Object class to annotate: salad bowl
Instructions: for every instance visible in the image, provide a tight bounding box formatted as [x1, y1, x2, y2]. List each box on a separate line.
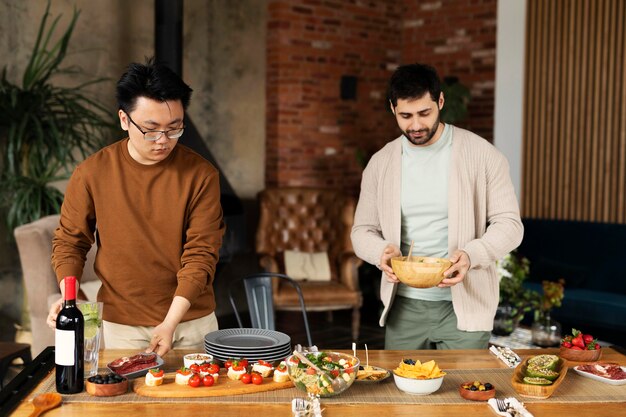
[286, 351, 359, 397]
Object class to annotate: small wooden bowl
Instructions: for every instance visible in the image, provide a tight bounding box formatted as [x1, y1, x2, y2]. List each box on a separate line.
[391, 256, 452, 288]
[559, 346, 602, 362]
[511, 356, 568, 399]
[458, 382, 496, 401]
[85, 379, 128, 397]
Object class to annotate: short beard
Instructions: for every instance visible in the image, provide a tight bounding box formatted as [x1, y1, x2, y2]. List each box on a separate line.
[402, 112, 441, 146]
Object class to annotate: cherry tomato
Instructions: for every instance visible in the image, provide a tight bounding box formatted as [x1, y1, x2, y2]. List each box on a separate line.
[208, 363, 220, 374]
[240, 373, 252, 384]
[149, 368, 164, 378]
[202, 374, 215, 387]
[188, 374, 201, 388]
[251, 373, 263, 385]
[224, 359, 233, 369]
[257, 360, 271, 367]
[306, 367, 316, 375]
[232, 359, 248, 371]
[189, 364, 200, 374]
[199, 364, 211, 374]
[330, 370, 339, 378]
[177, 367, 191, 376]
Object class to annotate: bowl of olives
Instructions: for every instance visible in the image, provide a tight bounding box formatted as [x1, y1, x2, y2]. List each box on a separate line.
[459, 380, 495, 401]
[85, 372, 128, 396]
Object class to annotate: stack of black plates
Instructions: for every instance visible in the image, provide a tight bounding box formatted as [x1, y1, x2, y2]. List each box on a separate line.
[204, 328, 292, 363]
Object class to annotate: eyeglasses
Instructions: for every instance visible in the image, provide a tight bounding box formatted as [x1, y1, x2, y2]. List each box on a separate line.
[126, 113, 185, 141]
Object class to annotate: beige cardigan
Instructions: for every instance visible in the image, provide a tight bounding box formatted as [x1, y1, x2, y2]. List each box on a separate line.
[351, 126, 523, 331]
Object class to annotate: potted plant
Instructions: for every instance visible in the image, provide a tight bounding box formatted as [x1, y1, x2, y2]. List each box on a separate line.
[440, 76, 470, 124]
[0, 1, 114, 236]
[531, 279, 565, 347]
[493, 251, 540, 335]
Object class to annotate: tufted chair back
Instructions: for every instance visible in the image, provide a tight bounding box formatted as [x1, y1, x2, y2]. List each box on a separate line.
[256, 188, 355, 281]
[255, 187, 363, 340]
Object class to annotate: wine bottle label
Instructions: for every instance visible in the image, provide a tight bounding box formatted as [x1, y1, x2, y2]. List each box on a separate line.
[55, 329, 76, 366]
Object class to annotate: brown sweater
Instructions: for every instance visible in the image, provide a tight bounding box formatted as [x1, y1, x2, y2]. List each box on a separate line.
[52, 139, 225, 325]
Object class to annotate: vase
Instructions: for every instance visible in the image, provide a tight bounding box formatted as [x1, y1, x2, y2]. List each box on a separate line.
[492, 305, 519, 336]
[531, 312, 562, 347]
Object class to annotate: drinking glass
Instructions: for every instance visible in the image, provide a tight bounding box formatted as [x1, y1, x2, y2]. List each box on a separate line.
[78, 301, 103, 377]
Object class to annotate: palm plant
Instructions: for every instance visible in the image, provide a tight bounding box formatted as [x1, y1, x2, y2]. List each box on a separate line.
[0, 1, 114, 235]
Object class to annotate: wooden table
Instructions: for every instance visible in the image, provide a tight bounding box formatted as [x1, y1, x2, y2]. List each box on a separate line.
[8, 347, 626, 416]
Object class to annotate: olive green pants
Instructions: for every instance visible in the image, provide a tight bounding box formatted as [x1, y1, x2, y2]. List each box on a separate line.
[385, 296, 491, 350]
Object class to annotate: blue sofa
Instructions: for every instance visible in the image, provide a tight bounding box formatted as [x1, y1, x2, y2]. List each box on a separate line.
[518, 219, 626, 346]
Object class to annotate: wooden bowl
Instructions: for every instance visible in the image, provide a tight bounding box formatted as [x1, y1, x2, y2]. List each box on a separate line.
[458, 382, 496, 401]
[511, 356, 568, 399]
[559, 346, 602, 362]
[391, 256, 452, 288]
[85, 378, 128, 397]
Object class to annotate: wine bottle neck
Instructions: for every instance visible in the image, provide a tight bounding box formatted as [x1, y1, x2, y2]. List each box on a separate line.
[64, 299, 77, 308]
[64, 276, 77, 303]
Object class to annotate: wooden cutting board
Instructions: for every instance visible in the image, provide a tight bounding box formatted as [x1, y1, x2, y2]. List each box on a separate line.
[133, 371, 294, 397]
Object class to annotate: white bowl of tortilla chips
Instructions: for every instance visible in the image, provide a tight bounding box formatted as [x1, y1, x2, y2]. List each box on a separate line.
[392, 359, 446, 395]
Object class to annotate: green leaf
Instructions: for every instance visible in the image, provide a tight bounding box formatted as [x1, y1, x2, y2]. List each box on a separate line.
[0, 0, 116, 238]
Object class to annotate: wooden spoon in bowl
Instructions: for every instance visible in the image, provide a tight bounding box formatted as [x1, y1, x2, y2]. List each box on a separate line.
[406, 240, 415, 260]
[28, 393, 62, 417]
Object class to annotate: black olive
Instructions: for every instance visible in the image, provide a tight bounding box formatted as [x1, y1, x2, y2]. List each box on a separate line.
[470, 386, 478, 391]
[485, 383, 493, 390]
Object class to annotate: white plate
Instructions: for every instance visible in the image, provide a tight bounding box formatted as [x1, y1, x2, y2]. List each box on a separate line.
[573, 365, 626, 385]
[355, 365, 391, 383]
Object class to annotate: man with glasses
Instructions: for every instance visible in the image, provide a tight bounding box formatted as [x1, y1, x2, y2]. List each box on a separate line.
[47, 60, 225, 356]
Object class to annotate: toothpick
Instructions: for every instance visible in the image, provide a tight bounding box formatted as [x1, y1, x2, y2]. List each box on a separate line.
[407, 240, 414, 260]
[365, 344, 369, 368]
[352, 342, 356, 358]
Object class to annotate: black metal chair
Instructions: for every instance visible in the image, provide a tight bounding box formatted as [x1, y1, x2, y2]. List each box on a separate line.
[228, 272, 313, 347]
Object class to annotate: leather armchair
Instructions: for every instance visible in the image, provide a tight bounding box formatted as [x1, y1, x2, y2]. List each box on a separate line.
[14, 214, 99, 356]
[256, 188, 363, 340]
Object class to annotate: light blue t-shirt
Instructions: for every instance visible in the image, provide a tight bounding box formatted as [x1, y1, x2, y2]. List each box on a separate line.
[397, 124, 452, 301]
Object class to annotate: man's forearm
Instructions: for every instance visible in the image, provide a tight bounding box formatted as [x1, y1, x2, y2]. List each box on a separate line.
[162, 296, 192, 329]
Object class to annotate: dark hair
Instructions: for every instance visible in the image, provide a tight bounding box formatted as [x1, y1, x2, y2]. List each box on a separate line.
[388, 63, 442, 107]
[116, 58, 193, 114]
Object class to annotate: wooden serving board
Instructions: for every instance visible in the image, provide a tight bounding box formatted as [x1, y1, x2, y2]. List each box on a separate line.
[133, 371, 293, 398]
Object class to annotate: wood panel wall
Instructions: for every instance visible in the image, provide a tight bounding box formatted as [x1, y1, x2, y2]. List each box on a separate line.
[523, 0, 626, 223]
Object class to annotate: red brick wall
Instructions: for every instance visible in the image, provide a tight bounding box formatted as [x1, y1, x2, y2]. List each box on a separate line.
[266, 0, 497, 189]
[402, 0, 497, 141]
[266, 0, 402, 190]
